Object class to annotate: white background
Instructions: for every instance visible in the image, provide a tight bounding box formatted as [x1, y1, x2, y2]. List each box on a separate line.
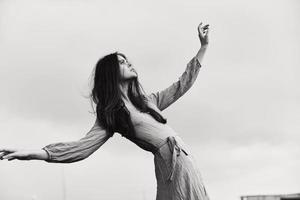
[0, 0, 299, 200]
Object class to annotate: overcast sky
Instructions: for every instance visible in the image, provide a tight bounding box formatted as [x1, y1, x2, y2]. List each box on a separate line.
[0, 0, 299, 200]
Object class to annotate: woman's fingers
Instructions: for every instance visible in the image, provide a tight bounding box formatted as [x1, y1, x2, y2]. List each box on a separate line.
[202, 25, 209, 32]
[2, 152, 17, 160]
[2, 154, 12, 160]
[0, 148, 16, 160]
[203, 25, 209, 34]
[198, 22, 203, 33]
[203, 25, 209, 31]
[0, 148, 16, 152]
[197, 22, 210, 46]
[0, 151, 11, 160]
[198, 22, 203, 28]
[202, 24, 210, 32]
[7, 155, 17, 161]
[198, 23, 209, 36]
[205, 26, 210, 35]
[202, 24, 209, 28]
[198, 23, 209, 30]
[0, 152, 7, 158]
[1, 150, 31, 161]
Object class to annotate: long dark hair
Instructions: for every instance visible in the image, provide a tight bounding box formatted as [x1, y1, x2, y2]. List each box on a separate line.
[90, 52, 166, 139]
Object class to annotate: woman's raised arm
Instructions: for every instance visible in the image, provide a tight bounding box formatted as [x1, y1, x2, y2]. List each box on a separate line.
[147, 22, 209, 111]
[147, 56, 202, 111]
[0, 120, 112, 163]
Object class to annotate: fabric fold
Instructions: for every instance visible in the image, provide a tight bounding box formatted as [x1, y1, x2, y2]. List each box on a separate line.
[167, 136, 189, 181]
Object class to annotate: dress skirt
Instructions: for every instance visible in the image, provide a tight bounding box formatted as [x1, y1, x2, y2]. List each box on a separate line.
[154, 135, 210, 200]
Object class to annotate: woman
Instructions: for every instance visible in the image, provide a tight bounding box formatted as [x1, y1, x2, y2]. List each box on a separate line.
[0, 22, 210, 200]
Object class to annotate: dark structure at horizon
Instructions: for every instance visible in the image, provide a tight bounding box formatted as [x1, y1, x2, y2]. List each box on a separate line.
[241, 193, 300, 200]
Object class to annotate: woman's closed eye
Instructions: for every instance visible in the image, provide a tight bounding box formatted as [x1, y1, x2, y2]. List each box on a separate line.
[120, 60, 132, 68]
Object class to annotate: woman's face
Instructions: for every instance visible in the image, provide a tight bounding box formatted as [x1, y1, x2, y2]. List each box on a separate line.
[118, 55, 137, 80]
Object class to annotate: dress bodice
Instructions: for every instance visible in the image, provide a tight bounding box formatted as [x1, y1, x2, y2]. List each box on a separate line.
[120, 99, 178, 153]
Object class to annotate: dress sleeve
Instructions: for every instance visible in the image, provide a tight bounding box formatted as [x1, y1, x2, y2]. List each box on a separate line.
[147, 57, 202, 111]
[42, 120, 111, 163]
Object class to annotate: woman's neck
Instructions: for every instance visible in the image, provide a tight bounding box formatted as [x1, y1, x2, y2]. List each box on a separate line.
[120, 81, 130, 102]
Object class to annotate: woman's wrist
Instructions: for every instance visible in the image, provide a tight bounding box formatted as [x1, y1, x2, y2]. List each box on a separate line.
[200, 44, 208, 49]
[29, 149, 49, 160]
[196, 45, 208, 63]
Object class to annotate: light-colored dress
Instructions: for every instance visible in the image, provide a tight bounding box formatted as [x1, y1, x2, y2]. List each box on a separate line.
[42, 57, 210, 200]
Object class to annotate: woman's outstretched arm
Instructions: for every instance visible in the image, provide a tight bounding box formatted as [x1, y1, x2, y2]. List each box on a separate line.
[0, 120, 112, 163]
[147, 22, 210, 111]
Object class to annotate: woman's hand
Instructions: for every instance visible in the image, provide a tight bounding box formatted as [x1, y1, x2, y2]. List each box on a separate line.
[0, 148, 32, 161]
[198, 22, 210, 47]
